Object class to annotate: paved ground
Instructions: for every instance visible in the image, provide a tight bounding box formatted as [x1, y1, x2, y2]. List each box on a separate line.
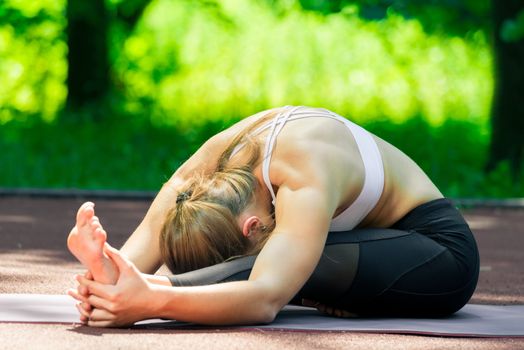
[0, 196, 523, 349]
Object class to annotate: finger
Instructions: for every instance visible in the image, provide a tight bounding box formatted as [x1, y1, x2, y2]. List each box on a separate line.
[80, 301, 92, 312]
[316, 303, 356, 318]
[75, 302, 91, 319]
[316, 303, 335, 316]
[76, 274, 113, 300]
[316, 303, 326, 313]
[301, 298, 319, 308]
[80, 314, 88, 324]
[340, 310, 354, 318]
[89, 308, 115, 322]
[87, 319, 113, 327]
[86, 308, 118, 327]
[324, 305, 334, 315]
[88, 321, 111, 328]
[341, 310, 358, 318]
[78, 283, 89, 297]
[67, 288, 88, 304]
[85, 271, 93, 280]
[104, 244, 132, 272]
[87, 294, 114, 312]
[69, 289, 93, 313]
[88, 319, 116, 328]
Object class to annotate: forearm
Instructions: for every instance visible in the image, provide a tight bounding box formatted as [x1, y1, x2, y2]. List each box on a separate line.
[144, 274, 171, 287]
[151, 280, 279, 325]
[120, 181, 179, 273]
[118, 128, 245, 273]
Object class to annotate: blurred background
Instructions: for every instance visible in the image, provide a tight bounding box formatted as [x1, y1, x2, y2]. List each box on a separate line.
[0, 0, 523, 197]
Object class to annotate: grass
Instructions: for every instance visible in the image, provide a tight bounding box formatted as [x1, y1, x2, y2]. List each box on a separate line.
[0, 117, 222, 191]
[1, 116, 522, 198]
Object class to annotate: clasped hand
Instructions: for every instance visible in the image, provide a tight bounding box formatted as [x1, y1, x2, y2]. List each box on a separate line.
[68, 245, 155, 327]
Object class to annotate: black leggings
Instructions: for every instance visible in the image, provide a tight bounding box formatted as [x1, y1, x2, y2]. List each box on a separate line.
[168, 199, 480, 317]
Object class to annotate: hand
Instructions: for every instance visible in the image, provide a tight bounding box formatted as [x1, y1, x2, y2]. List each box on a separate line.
[302, 298, 357, 318]
[68, 245, 156, 327]
[69, 270, 94, 324]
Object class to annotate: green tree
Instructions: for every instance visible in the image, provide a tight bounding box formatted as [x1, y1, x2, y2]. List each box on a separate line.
[487, 1, 524, 178]
[65, 0, 151, 120]
[66, 0, 109, 114]
[298, 0, 524, 179]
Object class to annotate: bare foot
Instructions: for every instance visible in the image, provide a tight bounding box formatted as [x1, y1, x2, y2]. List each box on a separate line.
[67, 202, 118, 284]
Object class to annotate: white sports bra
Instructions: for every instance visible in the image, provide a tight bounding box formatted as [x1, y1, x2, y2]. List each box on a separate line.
[232, 106, 385, 231]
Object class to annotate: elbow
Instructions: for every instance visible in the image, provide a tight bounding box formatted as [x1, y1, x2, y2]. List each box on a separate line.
[257, 303, 278, 324]
[256, 297, 283, 324]
[249, 281, 287, 324]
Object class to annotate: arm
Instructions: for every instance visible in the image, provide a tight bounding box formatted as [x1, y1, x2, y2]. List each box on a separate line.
[77, 184, 336, 326]
[158, 185, 333, 325]
[120, 133, 242, 273]
[145, 274, 172, 286]
[158, 186, 332, 325]
[121, 111, 275, 273]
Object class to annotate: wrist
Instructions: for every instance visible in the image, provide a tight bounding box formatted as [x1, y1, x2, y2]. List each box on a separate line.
[148, 284, 171, 320]
[145, 274, 172, 286]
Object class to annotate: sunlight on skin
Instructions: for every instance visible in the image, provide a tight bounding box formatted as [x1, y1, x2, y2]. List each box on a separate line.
[66, 202, 118, 285]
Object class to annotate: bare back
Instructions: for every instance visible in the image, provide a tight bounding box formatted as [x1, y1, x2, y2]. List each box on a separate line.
[225, 106, 443, 229]
[124, 106, 442, 274]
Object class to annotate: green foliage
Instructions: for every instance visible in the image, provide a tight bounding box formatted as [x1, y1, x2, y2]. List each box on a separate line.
[0, 0, 67, 122]
[0, 118, 224, 190]
[297, 0, 491, 34]
[1, 0, 492, 126]
[114, 0, 492, 127]
[501, 9, 524, 42]
[1, 0, 518, 197]
[2, 116, 522, 197]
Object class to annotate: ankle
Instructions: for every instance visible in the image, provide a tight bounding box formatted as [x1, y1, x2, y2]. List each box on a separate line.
[89, 256, 119, 285]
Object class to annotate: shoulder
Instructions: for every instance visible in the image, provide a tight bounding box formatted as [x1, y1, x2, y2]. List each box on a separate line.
[214, 107, 284, 141]
[268, 131, 333, 195]
[197, 109, 277, 158]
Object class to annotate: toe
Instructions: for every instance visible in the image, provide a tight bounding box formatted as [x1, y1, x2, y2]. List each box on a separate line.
[78, 207, 95, 228]
[93, 227, 107, 244]
[90, 216, 101, 229]
[76, 202, 94, 225]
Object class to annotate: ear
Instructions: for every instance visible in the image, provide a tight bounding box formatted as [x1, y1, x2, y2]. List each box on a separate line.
[242, 216, 261, 238]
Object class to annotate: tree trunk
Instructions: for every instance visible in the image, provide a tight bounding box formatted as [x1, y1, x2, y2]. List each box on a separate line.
[487, 0, 524, 178]
[66, 0, 110, 117]
[117, 0, 152, 31]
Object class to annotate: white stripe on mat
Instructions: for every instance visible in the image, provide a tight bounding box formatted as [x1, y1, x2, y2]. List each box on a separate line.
[1, 294, 523, 337]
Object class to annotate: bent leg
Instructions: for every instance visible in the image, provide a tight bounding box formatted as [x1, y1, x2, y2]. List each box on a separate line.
[334, 229, 478, 316]
[167, 201, 479, 317]
[167, 230, 402, 307]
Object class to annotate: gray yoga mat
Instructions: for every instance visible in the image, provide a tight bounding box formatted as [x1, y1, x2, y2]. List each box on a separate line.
[1, 294, 523, 337]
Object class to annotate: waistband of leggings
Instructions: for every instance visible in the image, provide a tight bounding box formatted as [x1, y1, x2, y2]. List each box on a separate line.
[392, 198, 460, 228]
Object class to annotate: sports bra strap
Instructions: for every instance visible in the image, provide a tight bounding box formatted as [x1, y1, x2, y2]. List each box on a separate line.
[230, 106, 384, 230]
[262, 106, 301, 205]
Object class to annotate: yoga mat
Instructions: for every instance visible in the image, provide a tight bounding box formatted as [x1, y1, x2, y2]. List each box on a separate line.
[1, 294, 523, 337]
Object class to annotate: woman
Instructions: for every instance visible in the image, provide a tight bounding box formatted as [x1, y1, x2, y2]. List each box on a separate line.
[67, 105, 479, 327]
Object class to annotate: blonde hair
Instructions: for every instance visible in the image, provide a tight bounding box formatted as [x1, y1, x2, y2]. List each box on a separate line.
[160, 111, 278, 274]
